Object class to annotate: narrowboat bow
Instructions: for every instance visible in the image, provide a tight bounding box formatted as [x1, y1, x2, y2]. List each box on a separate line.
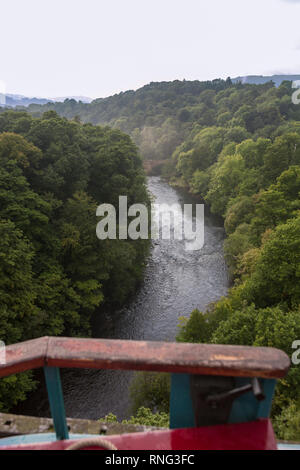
[0, 336, 297, 450]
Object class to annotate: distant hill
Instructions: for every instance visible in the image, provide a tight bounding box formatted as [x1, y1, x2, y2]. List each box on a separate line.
[2, 94, 92, 108]
[20, 76, 296, 163]
[53, 96, 93, 104]
[3, 76, 299, 162]
[3, 76, 300, 107]
[232, 74, 300, 87]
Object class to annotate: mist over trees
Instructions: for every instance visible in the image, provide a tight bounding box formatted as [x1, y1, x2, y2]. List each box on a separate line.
[25, 79, 234, 164]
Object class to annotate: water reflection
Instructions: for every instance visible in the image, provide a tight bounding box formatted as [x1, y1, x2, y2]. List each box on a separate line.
[61, 177, 228, 420]
[16, 177, 228, 421]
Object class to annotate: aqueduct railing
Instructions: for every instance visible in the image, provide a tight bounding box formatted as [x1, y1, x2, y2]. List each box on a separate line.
[0, 336, 290, 441]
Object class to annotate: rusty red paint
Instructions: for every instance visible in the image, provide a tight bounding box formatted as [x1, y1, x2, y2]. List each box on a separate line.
[0, 419, 277, 450]
[0, 336, 290, 379]
[0, 337, 46, 378]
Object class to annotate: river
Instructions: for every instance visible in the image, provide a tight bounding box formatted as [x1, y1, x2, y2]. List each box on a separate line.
[16, 176, 228, 420]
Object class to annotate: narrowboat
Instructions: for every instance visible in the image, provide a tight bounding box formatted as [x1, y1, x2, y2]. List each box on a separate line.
[0, 336, 298, 450]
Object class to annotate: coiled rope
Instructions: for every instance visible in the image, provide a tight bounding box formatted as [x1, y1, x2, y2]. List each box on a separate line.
[65, 437, 118, 450]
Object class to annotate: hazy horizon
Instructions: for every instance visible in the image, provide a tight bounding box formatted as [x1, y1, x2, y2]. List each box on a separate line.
[1, 0, 300, 99]
[3, 72, 300, 102]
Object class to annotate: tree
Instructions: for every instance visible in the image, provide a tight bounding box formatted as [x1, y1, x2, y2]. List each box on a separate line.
[206, 154, 246, 215]
[0, 220, 38, 344]
[129, 372, 170, 415]
[0, 111, 150, 410]
[262, 133, 300, 186]
[242, 216, 300, 308]
[224, 196, 255, 234]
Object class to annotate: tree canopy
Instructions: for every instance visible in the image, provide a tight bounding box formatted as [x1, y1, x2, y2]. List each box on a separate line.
[0, 110, 150, 409]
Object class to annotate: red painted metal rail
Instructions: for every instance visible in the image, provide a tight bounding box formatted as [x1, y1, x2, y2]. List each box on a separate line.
[0, 336, 290, 379]
[0, 419, 278, 451]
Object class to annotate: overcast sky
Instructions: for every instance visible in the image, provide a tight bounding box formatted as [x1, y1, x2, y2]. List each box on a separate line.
[1, 0, 300, 99]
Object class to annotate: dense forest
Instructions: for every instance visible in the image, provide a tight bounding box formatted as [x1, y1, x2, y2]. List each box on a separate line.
[2, 78, 300, 438]
[26, 78, 234, 164]
[46, 77, 300, 439]
[169, 80, 300, 439]
[0, 109, 150, 410]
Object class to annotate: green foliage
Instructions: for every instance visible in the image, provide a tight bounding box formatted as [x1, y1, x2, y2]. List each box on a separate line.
[179, 302, 300, 431]
[205, 154, 246, 215]
[224, 196, 255, 234]
[168, 79, 300, 438]
[242, 216, 300, 308]
[0, 372, 37, 412]
[0, 110, 150, 408]
[177, 310, 211, 344]
[210, 305, 257, 346]
[3, 79, 300, 436]
[224, 223, 254, 278]
[0, 220, 38, 344]
[98, 412, 118, 423]
[25, 79, 234, 163]
[129, 372, 170, 414]
[122, 407, 169, 428]
[99, 407, 169, 428]
[273, 402, 300, 441]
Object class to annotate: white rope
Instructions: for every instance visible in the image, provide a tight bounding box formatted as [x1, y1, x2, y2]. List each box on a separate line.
[65, 437, 118, 450]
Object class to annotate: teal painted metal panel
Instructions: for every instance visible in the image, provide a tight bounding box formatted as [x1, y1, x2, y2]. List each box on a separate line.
[228, 378, 276, 423]
[170, 373, 276, 429]
[0, 433, 93, 446]
[43, 366, 69, 440]
[170, 373, 194, 429]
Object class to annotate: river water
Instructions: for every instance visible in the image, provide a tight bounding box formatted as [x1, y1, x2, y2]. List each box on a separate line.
[17, 177, 228, 420]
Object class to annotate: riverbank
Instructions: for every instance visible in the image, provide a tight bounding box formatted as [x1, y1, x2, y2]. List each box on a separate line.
[13, 177, 228, 421]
